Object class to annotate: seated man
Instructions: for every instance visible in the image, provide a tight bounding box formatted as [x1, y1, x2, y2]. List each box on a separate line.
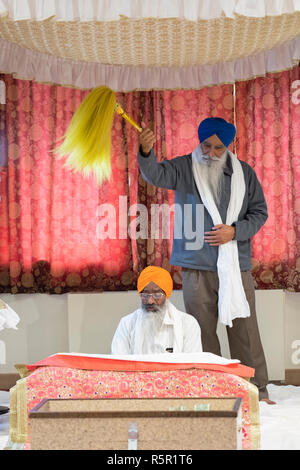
[111, 266, 202, 354]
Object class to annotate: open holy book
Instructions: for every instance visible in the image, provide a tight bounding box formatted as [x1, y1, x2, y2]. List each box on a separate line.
[51, 352, 240, 365]
[21, 352, 254, 379]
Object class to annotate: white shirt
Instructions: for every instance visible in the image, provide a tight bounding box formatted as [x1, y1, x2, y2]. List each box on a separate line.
[111, 302, 202, 355]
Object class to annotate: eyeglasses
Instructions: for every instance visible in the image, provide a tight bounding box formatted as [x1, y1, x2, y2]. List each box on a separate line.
[140, 292, 165, 300]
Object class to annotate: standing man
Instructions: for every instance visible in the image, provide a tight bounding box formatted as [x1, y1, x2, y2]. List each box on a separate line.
[138, 117, 274, 403]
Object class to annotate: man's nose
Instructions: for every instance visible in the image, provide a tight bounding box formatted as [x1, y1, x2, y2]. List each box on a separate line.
[209, 148, 216, 157]
[147, 295, 155, 304]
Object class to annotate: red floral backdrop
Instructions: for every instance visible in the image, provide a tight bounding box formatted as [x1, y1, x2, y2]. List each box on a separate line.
[0, 68, 299, 293]
[235, 65, 300, 291]
[133, 88, 234, 286]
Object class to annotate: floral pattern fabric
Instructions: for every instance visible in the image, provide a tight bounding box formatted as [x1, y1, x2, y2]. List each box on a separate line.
[235, 66, 300, 291]
[0, 75, 233, 293]
[0, 66, 299, 292]
[24, 366, 259, 450]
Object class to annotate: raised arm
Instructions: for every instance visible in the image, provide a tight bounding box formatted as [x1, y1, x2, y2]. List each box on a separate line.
[138, 122, 181, 190]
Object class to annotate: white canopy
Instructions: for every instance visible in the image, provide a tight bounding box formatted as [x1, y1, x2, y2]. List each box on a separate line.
[0, 0, 299, 90]
[1, 0, 300, 21]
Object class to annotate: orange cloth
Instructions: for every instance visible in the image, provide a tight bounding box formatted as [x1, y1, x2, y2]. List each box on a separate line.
[137, 266, 173, 298]
[26, 354, 254, 378]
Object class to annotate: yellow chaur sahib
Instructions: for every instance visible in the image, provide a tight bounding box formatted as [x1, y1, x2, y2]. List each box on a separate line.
[56, 86, 141, 184]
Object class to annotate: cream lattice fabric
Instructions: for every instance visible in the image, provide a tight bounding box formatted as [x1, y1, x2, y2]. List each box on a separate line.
[0, 4, 300, 90]
[0, 14, 300, 67]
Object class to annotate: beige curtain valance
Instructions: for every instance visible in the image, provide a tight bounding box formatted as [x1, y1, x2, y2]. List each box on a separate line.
[1, 35, 299, 91]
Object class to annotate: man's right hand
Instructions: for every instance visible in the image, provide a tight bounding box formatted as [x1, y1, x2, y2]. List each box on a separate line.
[139, 121, 156, 155]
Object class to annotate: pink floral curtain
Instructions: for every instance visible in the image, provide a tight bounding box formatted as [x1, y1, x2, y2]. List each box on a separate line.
[0, 75, 134, 293]
[132, 88, 234, 286]
[0, 68, 299, 293]
[0, 74, 233, 293]
[235, 64, 300, 291]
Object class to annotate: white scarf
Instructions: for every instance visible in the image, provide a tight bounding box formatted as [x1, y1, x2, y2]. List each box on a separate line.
[191, 146, 250, 327]
[0, 299, 20, 331]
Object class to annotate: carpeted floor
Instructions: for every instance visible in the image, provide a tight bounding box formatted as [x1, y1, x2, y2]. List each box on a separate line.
[1, 384, 300, 450]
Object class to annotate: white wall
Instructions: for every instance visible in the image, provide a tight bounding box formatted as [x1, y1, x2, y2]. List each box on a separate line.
[0, 294, 69, 373]
[1, 289, 298, 380]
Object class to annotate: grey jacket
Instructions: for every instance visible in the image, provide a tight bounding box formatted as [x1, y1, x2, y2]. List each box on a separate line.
[138, 149, 268, 271]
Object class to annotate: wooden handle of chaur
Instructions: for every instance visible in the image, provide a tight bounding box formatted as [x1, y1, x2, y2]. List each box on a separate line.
[115, 103, 142, 132]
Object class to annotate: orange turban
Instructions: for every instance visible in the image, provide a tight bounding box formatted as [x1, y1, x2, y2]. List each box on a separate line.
[137, 266, 173, 298]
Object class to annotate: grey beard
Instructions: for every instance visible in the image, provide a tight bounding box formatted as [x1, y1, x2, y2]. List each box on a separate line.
[198, 150, 227, 205]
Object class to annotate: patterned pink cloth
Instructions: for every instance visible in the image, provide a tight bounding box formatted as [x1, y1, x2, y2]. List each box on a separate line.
[0, 75, 233, 293]
[1, 69, 299, 292]
[24, 366, 258, 450]
[236, 67, 300, 290]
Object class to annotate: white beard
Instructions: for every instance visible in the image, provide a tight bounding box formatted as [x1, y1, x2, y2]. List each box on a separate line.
[196, 148, 227, 205]
[140, 300, 168, 353]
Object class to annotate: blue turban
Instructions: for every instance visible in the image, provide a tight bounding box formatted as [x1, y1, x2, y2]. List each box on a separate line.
[198, 118, 236, 147]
